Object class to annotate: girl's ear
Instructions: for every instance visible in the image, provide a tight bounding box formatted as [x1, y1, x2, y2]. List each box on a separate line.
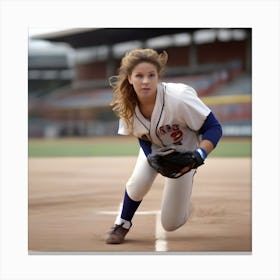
[128, 75, 132, 85]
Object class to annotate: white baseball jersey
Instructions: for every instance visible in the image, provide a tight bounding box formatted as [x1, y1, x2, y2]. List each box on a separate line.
[118, 82, 211, 151]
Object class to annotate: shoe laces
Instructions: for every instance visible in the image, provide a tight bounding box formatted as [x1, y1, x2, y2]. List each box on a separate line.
[111, 223, 125, 232]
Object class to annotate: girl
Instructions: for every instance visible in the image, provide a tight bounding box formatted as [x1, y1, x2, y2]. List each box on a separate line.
[105, 48, 222, 244]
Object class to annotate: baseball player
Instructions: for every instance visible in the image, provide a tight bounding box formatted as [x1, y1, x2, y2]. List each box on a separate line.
[105, 48, 222, 244]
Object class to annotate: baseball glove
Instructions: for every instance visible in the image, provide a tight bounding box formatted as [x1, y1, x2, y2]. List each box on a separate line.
[147, 145, 205, 178]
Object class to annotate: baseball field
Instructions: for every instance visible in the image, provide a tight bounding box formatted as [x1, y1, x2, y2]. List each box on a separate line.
[28, 136, 251, 253]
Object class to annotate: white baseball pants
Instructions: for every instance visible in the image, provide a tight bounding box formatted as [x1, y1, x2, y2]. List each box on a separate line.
[125, 148, 195, 231]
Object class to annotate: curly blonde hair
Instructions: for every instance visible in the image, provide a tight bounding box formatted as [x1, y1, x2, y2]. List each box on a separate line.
[110, 48, 168, 129]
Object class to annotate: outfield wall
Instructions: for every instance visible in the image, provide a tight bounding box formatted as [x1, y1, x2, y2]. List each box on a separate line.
[202, 94, 251, 137]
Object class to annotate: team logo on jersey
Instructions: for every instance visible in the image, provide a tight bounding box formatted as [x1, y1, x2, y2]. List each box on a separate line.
[157, 124, 184, 145]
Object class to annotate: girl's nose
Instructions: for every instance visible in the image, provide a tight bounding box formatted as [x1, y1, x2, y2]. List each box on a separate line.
[143, 76, 149, 84]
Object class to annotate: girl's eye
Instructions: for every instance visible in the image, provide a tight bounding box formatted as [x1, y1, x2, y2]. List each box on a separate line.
[134, 73, 156, 79]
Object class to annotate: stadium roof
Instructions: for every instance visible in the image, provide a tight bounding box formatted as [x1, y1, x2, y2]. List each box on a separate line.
[31, 28, 213, 48]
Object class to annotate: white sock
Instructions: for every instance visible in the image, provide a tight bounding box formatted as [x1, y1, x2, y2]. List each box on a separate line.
[114, 216, 131, 229]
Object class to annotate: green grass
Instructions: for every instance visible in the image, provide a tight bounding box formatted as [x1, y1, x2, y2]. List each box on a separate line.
[210, 140, 251, 157]
[28, 137, 251, 158]
[28, 141, 137, 157]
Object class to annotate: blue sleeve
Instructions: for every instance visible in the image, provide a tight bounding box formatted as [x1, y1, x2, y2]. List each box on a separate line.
[138, 138, 152, 157]
[199, 112, 223, 147]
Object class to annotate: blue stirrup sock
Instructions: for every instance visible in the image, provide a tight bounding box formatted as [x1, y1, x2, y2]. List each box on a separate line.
[121, 190, 142, 221]
[116, 190, 142, 228]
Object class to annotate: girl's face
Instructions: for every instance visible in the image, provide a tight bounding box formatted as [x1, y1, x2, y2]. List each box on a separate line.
[128, 62, 159, 101]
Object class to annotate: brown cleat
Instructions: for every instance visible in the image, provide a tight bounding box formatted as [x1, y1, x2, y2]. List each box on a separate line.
[105, 223, 130, 244]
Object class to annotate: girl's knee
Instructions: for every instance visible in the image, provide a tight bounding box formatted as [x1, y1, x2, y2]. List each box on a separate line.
[161, 204, 192, 231]
[125, 179, 151, 201]
[161, 216, 188, 232]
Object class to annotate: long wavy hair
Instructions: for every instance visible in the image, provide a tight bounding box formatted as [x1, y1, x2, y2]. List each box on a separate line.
[110, 48, 168, 130]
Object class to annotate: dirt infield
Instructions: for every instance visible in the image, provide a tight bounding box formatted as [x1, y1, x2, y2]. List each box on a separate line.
[28, 157, 251, 253]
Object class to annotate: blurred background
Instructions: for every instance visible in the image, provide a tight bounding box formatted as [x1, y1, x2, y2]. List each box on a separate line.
[28, 28, 251, 155]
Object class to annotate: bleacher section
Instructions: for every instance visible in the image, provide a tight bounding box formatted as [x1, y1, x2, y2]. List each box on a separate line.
[29, 70, 251, 138]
